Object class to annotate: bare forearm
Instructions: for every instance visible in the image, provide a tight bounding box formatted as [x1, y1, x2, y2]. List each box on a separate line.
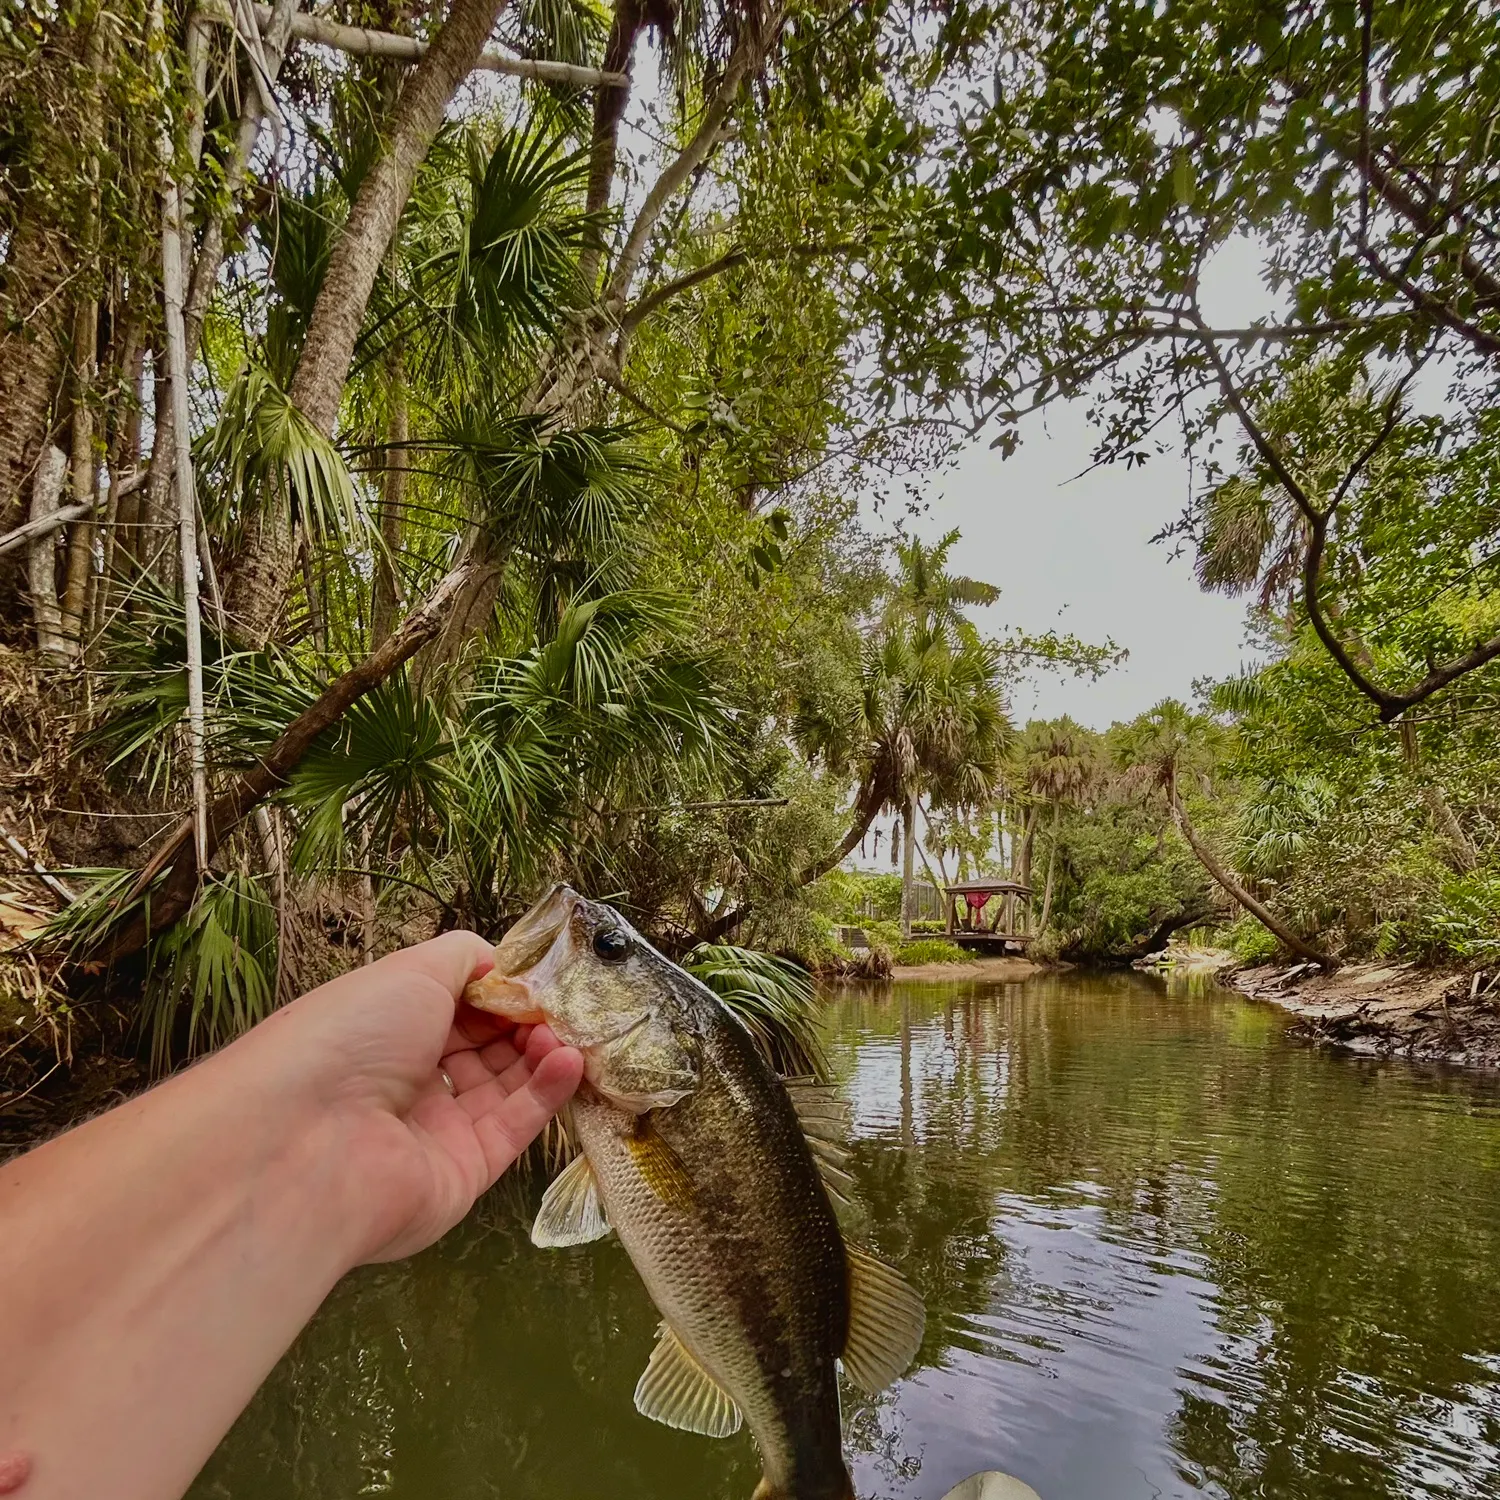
[0, 932, 580, 1500]
[0, 1050, 368, 1500]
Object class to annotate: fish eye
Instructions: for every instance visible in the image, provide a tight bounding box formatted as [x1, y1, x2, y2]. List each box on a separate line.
[592, 926, 633, 963]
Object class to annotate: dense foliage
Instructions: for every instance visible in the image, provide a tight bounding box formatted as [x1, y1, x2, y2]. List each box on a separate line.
[2, 0, 1498, 1106]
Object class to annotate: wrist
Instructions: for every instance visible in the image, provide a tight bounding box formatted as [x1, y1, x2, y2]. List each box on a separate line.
[203, 1033, 387, 1280]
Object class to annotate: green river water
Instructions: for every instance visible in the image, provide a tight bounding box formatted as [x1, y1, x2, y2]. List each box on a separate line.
[192, 971, 1500, 1500]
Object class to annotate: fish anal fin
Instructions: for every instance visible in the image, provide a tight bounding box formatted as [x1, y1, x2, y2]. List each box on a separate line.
[531, 1152, 611, 1247]
[842, 1246, 925, 1395]
[634, 1322, 743, 1438]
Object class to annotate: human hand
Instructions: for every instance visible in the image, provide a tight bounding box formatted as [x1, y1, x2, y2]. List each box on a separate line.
[236, 930, 584, 1265]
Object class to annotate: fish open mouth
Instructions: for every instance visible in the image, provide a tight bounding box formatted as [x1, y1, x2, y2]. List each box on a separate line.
[463, 886, 577, 1022]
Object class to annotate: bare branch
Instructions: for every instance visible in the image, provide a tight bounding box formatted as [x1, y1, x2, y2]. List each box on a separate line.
[619, 240, 862, 339]
[1197, 313, 1500, 720]
[604, 17, 779, 309]
[91, 563, 477, 964]
[233, 4, 626, 85]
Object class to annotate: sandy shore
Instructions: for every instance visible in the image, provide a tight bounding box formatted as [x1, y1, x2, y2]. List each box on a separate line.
[891, 956, 1044, 982]
[1228, 960, 1500, 1068]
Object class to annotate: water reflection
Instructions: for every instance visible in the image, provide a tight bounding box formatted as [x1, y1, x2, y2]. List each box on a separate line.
[194, 973, 1500, 1500]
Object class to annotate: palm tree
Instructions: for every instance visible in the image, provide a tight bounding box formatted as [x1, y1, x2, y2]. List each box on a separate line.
[881, 530, 1006, 937]
[1112, 700, 1334, 966]
[884, 529, 1000, 637]
[792, 617, 1010, 941]
[1013, 718, 1095, 934]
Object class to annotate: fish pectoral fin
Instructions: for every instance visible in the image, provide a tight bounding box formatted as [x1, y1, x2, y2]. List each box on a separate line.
[841, 1246, 926, 1395]
[626, 1116, 696, 1210]
[531, 1153, 611, 1247]
[633, 1323, 743, 1438]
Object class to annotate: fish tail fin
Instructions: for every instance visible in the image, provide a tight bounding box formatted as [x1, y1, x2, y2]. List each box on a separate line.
[750, 1469, 855, 1500]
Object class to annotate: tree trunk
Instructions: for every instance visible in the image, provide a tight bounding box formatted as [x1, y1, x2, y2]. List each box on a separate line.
[785, 773, 885, 890]
[27, 446, 70, 660]
[92, 562, 477, 963]
[575, 0, 645, 292]
[1169, 786, 1334, 967]
[1038, 801, 1058, 933]
[900, 793, 916, 941]
[0, 210, 71, 534]
[371, 350, 409, 646]
[1104, 904, 1222, 964]
[1398, 720, 1480, 874]
[161, 160, 212, 873]
[225, 0, 517, 645]
[698, 771, 889, 941]
[1016, 802, 1038, 889]
[92, 324, 146, 639]
[1423, 784, 1479, 874]
[59, 296, 99, 652]
[144, 0, 304, 544]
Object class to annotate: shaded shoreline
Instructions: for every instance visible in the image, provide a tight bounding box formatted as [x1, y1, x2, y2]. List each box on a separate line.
[890, 956, 1045, 982]
[1226, 960, 1500, 1068]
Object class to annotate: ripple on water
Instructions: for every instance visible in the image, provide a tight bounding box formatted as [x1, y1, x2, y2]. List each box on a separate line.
[194, 972, 1500, 1500]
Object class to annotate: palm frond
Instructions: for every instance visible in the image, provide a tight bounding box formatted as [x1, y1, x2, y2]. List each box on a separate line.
[144, 872, 278, 1070]
[199, 361, 372, 554]
[684, 942, 826, 1077]
[412, 114, 599, 370]
[284, 672, 455, 874]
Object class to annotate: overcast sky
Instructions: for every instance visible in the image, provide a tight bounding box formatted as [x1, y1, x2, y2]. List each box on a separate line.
[859, 238, 1276, 733]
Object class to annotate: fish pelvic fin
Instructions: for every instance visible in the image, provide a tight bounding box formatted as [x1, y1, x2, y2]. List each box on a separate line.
[634, 1322, 742, 1438]
[841, 1246, 926, 1395]
[531, 1153, 611, 1247]
[782, 1077, 856, 1204]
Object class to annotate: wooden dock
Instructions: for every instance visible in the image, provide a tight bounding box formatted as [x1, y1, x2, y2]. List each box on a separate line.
[951, 931, 1033, 955]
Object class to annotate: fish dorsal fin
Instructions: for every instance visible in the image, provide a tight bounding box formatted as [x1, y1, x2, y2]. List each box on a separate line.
[634, 1322, 743, 1438]
[841, 1246, 926, 1395]
[531, 1152, 611, 1247]
[783, 1076, 856, 1203]
[782, 1076, 850, 1145]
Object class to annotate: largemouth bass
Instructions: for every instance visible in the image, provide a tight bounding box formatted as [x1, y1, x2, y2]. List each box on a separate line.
[464, 885, 924, 1500]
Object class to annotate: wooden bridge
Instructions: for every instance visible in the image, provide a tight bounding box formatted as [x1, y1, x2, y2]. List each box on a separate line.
[943, 879, 1034, 954]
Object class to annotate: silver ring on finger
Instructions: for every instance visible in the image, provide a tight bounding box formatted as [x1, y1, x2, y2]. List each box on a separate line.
[440, 1067, 457, 1097]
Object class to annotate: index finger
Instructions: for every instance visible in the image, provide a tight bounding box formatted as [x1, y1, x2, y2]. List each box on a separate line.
[378, 930, 496, 1000]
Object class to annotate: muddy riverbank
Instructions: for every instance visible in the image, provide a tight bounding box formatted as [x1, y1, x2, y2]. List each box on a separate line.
[1229, 959, 1500, 1067]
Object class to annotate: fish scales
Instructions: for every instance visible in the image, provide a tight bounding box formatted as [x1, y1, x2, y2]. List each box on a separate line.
[573, 984, 850, 1499]
[464, 885, 924, 1500]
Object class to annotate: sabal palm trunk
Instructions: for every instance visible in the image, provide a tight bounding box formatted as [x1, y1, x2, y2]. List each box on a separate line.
[900, 793, 915, 941]
[226, 0, 516, 645]
[1038, 801, 1058, 933]
[1169, 786, 1333, 967]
